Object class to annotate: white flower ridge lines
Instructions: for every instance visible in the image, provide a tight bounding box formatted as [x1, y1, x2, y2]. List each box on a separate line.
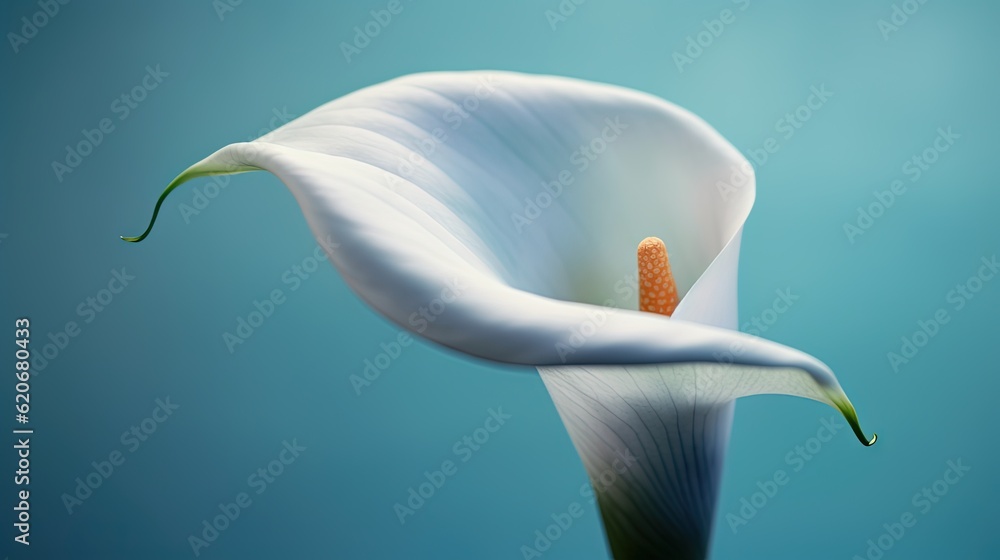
[382, 75, 500, 191]
[51, 65, 169, 183]
[393, 408, 512, 525]
[843, 127, 959, 244]
[725, 416, 846, 533]
[419, 78, 497, 168]
[7, 0, 71, 54]
[187, 440, 306, 557]
[128, 70, 884, 558]
[887, 254, 997, 373]
[31, 268, 136, 375]
[177, 107, 297, 224]
[511, 116, 629, 234]
[222, 236, 339, 354]
[672, 0, 751, 73]
[850, 458, 969, 560]
[60, 397, 180, 515]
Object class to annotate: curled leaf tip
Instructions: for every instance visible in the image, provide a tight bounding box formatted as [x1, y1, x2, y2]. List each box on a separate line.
[830, 393, 878, 447]
[120, 159, 259, 244]
[119, 174, 186, 243]
[119, 175, 184, 244]
[849, 420, 878, 447]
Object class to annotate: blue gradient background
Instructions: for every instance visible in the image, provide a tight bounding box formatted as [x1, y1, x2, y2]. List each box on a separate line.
[2, 1, 997, 558]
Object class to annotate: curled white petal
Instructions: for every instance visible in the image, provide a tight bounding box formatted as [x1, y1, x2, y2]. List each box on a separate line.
[125, 71, 875, 559]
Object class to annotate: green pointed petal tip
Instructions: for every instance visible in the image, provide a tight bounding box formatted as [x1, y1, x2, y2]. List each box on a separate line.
[121, 162, 260, 243]
[828, 391, 878, 447]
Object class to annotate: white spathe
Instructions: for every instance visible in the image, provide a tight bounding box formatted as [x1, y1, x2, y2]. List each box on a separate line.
[128, 71, 874, 559]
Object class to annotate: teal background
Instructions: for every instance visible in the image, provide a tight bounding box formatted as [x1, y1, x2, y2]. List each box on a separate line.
[2, 1, 997, 558]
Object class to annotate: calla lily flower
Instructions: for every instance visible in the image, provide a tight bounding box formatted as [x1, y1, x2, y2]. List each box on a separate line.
[124, 71, 875, 559]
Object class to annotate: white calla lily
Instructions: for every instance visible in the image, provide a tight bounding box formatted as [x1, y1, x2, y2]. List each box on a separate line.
[124, 71, 874, 559]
